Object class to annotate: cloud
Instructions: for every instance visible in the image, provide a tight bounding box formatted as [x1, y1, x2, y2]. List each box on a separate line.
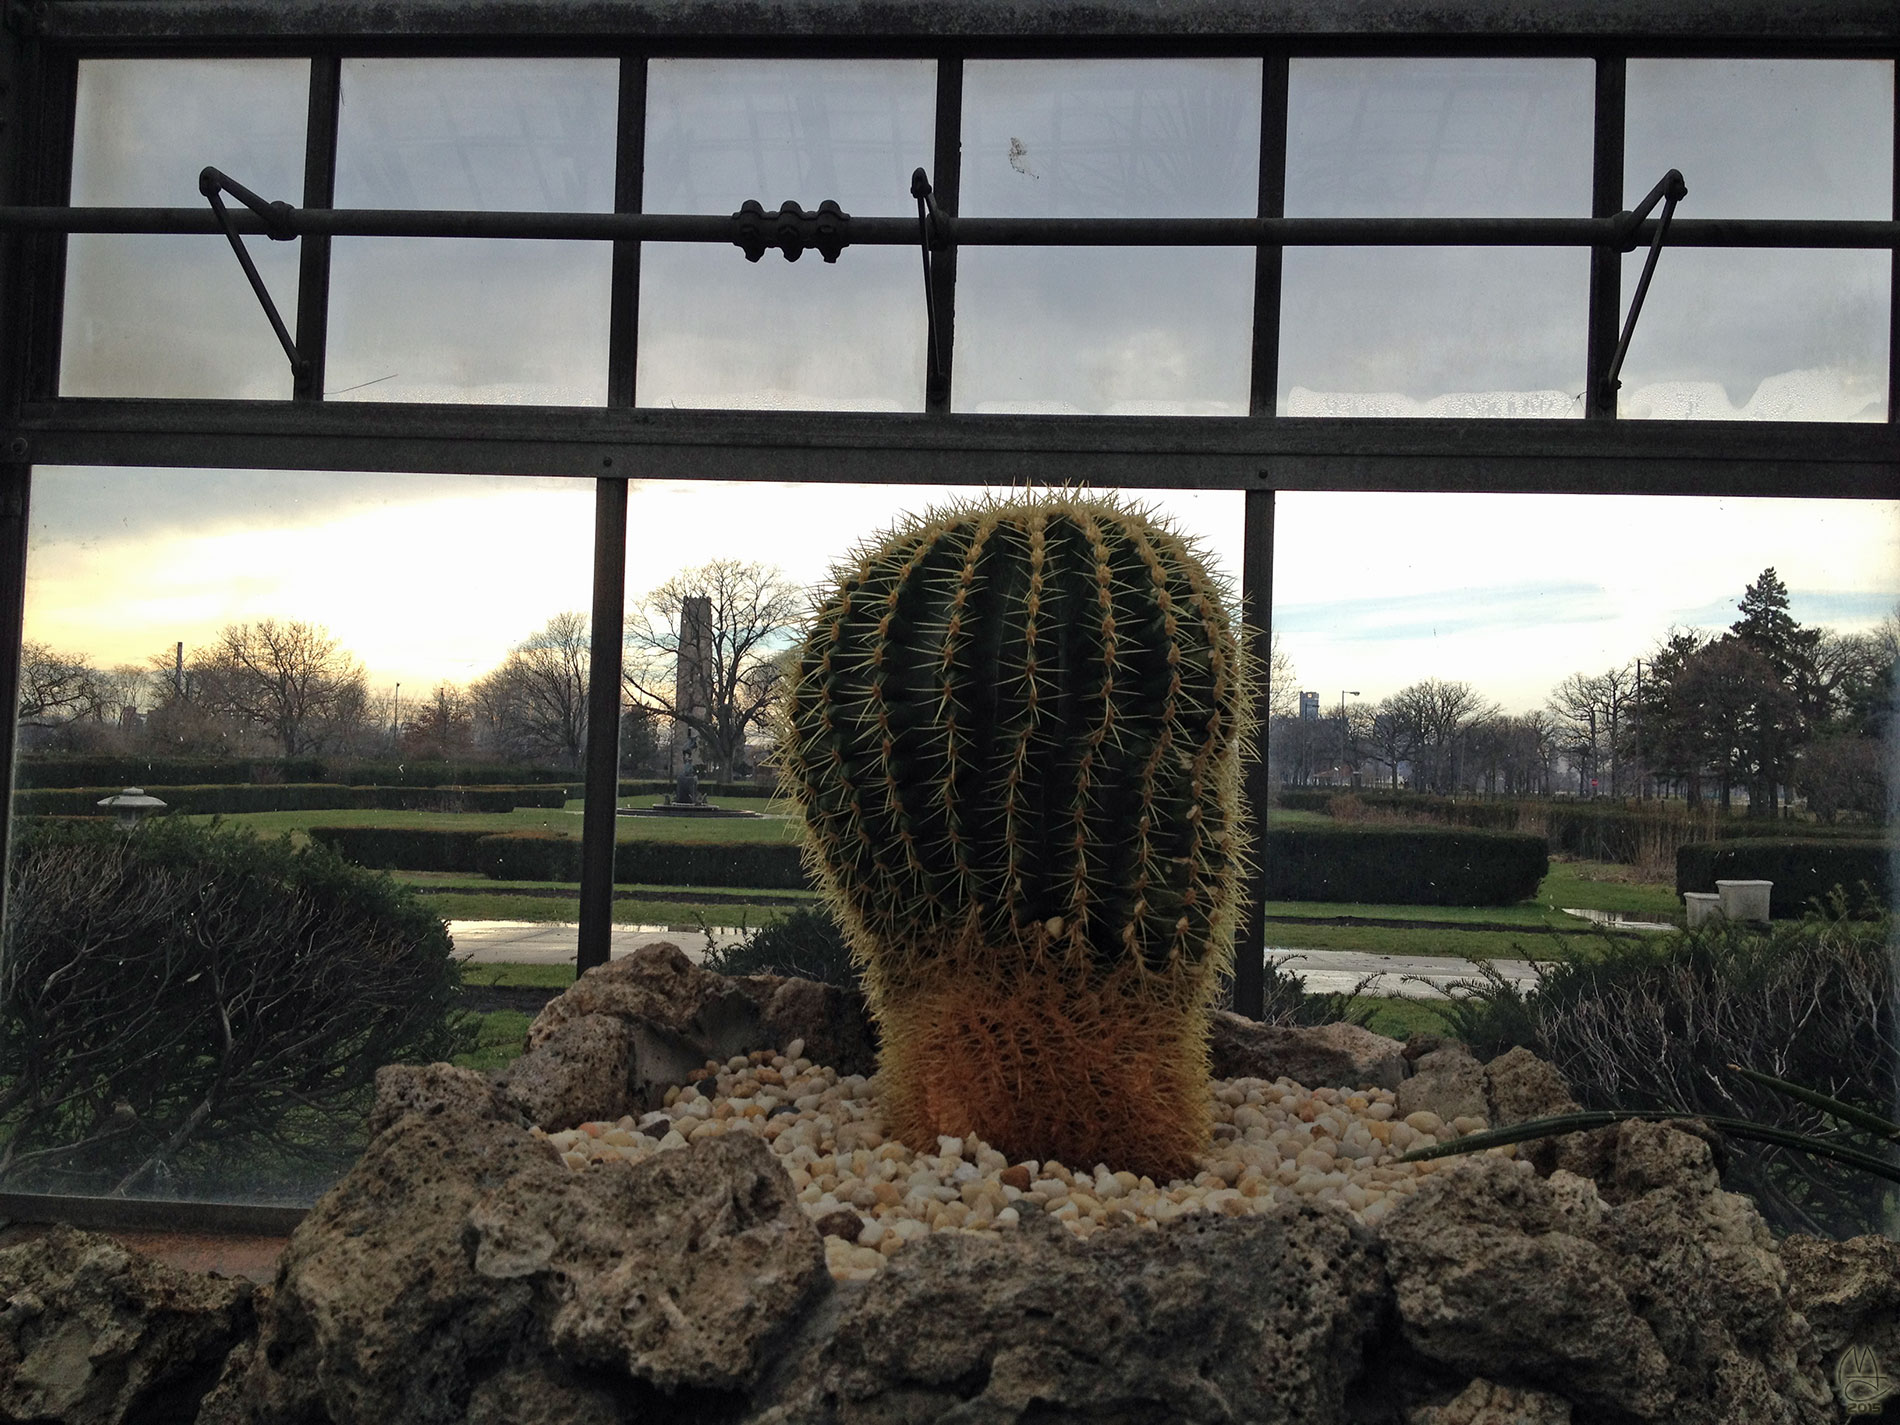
[1276, 581, 1619, 643]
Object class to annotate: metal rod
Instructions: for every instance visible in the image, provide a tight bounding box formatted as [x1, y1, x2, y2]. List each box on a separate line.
[1890, 63, 1899, 427]
[293, 52, 340, 401]
[0, 463, 29, 963]
[912, 168, 943, 386]
[0, 204, 1891, 249]
[1603, 168, 1687, 399]
[578, 475, 629, 976]
[201, 168, 304, 375]
[1234, 489, 1274, 1022]
[925, 56, 961, 415]
[1583, 54, 1625, 420]
[607, 53, 647, 408]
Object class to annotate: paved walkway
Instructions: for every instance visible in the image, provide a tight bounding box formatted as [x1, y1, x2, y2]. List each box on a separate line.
[448, 921, 1546, 1000]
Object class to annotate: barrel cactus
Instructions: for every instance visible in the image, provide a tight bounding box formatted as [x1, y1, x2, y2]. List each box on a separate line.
[778, 493, 1251, 1179]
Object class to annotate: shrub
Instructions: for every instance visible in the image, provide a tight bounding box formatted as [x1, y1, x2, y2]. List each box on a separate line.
[1435, 905, 1895, 1238]
[1675, 838, 1890, 918]
[304, 826, 494, 873]
[0, 818, 469, 1199]
[1261, 825, 1547, 905]
[701, 906, 859, 988]
[617, 779, 777, 800]
[465, 833, 811, 889]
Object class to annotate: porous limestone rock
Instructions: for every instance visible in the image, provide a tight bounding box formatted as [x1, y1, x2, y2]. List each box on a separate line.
[1480, 1045, 1580, 1127]
[1380, 1119, 1837, 1425]
[1407, 1376, 1573, 1425]
[519, 942, 877, 1110]
[1780, 1232, 1900, 1419]
[747, 1200, 1388, 1424]
[0, 1225, 253, 1425]
[1206, 1011, 1407, 1091]
[501, 1013, 637, 1132]
[1395, 1043, 1489, 1125]
[202, 1062, 825, 1424]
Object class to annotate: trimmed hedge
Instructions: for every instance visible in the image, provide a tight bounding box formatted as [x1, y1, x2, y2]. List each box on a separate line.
[1675, 839, 1892, 918]
[617, 779, 778, 801]
[1262, 824, 1548, 906]
[11, 783, 571, 816]
[304, 826, 496, 873]
[14, 755, 577, 789]
[471, 832, 810, 890]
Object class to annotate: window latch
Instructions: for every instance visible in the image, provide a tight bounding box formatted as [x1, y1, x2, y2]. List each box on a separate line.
[1602, 167, 1688, 402]
[199, 166, 305, 379]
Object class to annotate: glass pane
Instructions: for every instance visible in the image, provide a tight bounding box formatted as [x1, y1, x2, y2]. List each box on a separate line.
[954, 60, 1261, 413]
[10, 466, 595, 1204]
[1279, 248, 1588, 417]
[644, 59, 935, 216]
[1627, 60, 1894, 220]
[328, 59, 619, 405]
[1285, 58, 1593, 217]
[954, 248, 1253, 415]
[61, 59, 309, 399]
[1616, 248, 1888, 422]
[638, 60, 935, 411]
[961, 59, 1262, 217]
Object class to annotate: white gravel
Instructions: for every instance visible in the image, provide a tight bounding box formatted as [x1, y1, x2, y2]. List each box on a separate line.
[533, 1037, 1527, 1282]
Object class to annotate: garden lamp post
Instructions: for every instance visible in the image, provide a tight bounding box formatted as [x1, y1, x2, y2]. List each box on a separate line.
[96, 787, 167, 830]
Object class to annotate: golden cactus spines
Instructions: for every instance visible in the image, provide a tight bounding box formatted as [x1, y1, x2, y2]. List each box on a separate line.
[778, 493, 1251, 1179]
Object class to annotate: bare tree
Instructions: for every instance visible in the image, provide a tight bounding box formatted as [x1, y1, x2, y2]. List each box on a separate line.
[1366, 698, 1421, 791]
[15, 641, 105, 729]
[1267, 633, 1297, 720]
[469, 612, 592, 769]
[1388, 678, 1492, 793]
[193, 619, 368, 757]
[401, 682, 476, 761]
[623, 560, 803, 780]
[1547, 664, 1637, 797]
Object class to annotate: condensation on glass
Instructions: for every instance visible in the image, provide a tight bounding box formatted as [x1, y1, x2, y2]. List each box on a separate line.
[638, 60, 934, 411]
[326, 58, 618, 405]
[1278, 59, 1593, 417]
[8, 466, 594, 1203]
[1620, 59, 1895, 421]
[60, 59, 309, 400]
[954, 59, 1260, 415]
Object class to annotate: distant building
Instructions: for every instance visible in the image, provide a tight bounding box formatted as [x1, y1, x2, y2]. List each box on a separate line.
[1299, 691, 1320, 721]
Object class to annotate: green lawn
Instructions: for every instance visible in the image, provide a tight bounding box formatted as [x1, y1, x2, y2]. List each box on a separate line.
[451, 1010, 535, 1073]
[432, 892, 781, 926]
[461, 963, 578, 989]
[183, 795, 803, 846]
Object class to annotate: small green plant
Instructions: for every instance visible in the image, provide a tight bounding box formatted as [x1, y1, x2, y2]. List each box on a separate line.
[779, 493, 1250, 1179]
[1, 816, 472, 1199]
[699, 906, 859, 989]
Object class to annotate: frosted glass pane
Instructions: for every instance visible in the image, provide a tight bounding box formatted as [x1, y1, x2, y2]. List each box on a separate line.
[962, 59, 1261, 217]
[638, 245, 923, 411]
[1279, 248, 1588, 418]
[1627, 60, 1893, 220]
[637, 60, 933, 409]
[954, 248, 1253, 415]
[1616, 249, 1888, 422]
[644, 60, 934, 216]
[61, 59, 308, 399]
[1286, 58, 1592, 217]
[327, 238, 610, 405]
[328, 59, 618, 405]
[335, 58, 618, 211]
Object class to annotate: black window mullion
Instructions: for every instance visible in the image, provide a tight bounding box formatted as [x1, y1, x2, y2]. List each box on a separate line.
[1889, 54, 1898, 426]
[1584, 54, 1626, 420]
[578, 52, 647, 975]
[925, 55, 962, 415]
[293, 52, 339, 403]
[1234, 51, 1288, 1023]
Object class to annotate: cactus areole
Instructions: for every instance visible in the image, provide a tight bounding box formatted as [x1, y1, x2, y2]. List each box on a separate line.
[779, 494, 1252, 1178]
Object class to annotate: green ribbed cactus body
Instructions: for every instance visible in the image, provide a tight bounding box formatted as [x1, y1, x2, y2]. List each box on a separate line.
[782, 494, 1246, 984]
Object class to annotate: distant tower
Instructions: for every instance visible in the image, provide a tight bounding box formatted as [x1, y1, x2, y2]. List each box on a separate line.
[674, 596, 714, 776]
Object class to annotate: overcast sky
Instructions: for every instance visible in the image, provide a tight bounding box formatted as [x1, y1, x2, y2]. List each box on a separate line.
[27, 54, 1899, 717]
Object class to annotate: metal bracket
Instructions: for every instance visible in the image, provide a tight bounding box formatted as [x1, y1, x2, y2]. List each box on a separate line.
[1603, 167, 1688, 402]
[199, 166, 304, 379]
[731, 198, 850, 263]
[911, 167, 946, 389]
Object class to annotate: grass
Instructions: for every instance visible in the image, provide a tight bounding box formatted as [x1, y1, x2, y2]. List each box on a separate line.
[450, 1010, 534, 1074]
[460, 963, 577, 989]
[182, 796, 804, 846]
[1351, 996, 1455, 1041]
[432, 892, 774, 926]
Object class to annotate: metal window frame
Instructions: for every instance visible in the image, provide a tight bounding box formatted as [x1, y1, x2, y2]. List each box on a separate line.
[0, 1, 1895, 1230]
